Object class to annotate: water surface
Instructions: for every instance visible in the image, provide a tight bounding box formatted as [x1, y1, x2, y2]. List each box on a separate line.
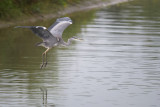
[0, 0, 160, 107]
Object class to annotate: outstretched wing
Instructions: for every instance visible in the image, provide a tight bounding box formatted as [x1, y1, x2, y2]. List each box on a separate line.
[15, 26, 57, 41]
[48, 17, 72, 38]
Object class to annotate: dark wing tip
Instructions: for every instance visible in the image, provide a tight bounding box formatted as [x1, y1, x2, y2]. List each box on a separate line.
[14, 26, 22, 28]
[14, 26, 32, 28]
[14, 26, 47, 29]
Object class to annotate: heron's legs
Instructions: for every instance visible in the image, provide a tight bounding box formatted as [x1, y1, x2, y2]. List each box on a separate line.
[40, 52, 45, 69]
[40, 48, 50, 69]
[44, 50, 48, 67]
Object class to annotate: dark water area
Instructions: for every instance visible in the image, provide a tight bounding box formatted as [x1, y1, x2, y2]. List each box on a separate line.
[0, 0, 160, 107]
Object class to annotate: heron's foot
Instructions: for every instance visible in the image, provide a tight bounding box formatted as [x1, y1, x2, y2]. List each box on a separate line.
[44, 62, 48, 67]
[40, 63, 44, 69]
[40, 62, 48, 69]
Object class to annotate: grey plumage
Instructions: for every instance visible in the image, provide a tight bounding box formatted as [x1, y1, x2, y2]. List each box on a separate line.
[48, 17, 72, 38]
[15, 17, 81, 69]
[15, 26, 58, 48]
[15, 26, 52, 40]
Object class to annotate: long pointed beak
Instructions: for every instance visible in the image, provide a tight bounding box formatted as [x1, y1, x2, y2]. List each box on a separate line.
[77, 38, 83, 41]
[75, 38, 84, 41]
[72, 36, 83, 41]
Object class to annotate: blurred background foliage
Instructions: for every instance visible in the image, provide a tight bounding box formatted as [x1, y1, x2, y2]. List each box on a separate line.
[0, 0, 82, 20]
[1, 0, 160, 20]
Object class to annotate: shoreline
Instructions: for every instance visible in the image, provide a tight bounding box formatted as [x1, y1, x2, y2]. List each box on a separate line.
[0, 0, 128, 29]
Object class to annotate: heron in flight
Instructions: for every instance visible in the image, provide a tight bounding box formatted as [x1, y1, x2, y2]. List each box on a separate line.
[15, 17, 81, 69]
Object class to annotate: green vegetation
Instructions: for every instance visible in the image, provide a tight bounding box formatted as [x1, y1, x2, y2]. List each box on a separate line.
[0, 0, 82, 20]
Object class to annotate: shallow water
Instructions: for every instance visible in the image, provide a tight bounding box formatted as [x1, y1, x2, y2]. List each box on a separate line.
[0, 0, 160, 107]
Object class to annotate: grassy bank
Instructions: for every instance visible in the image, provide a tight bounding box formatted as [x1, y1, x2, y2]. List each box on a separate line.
[0, 0, 83, 20]
[0, 0, 129, 28]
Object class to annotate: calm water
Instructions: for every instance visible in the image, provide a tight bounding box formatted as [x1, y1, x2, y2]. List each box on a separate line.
[0, 0, 160, 107]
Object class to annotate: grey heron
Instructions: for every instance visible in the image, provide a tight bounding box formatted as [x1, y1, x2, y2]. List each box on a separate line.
[15, 17, 81, 69]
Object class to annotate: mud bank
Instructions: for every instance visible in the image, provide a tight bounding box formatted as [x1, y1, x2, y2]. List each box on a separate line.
[0, 0, 128, 29]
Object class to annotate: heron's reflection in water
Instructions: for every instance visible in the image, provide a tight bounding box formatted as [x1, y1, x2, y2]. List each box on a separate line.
[40, 87, 48, 107]
[40, 87, 56, 107]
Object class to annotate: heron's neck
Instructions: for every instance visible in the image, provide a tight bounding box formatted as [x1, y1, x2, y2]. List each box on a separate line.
[65, 38, 73, 46]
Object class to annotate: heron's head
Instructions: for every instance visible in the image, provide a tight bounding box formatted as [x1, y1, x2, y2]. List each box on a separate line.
[71, 36, 83, 41]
